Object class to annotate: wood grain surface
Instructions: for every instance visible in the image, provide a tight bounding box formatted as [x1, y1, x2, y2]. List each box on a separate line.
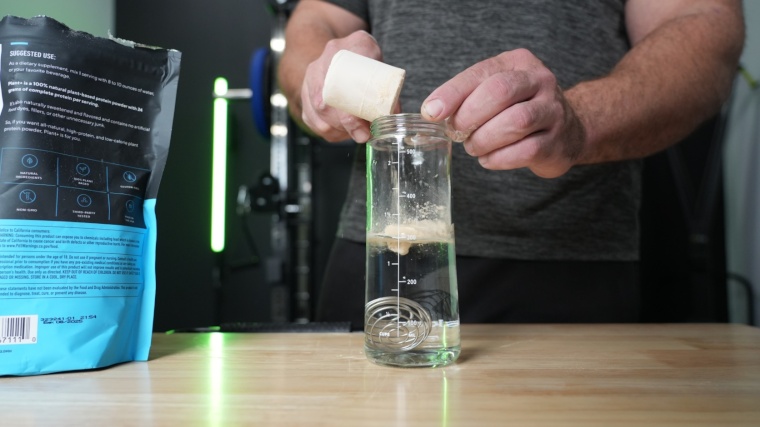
[2, 324, 759, 426]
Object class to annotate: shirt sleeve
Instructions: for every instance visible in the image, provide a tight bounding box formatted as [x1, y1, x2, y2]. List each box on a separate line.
[320, 0, 369, 22]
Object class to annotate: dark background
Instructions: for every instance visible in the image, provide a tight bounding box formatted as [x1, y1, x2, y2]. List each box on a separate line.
[115, 0, 730, 331]
[115, 0, 354, 331]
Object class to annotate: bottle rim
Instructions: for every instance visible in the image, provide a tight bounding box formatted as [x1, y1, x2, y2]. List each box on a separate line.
[370, 113, 448, 139]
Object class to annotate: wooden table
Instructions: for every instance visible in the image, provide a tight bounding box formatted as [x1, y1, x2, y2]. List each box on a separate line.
[2, 324, 759, 426]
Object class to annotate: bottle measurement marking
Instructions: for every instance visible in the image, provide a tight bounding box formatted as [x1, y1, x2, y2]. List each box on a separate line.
[387, 140, 422, 336]
[394, 141, 402, 337]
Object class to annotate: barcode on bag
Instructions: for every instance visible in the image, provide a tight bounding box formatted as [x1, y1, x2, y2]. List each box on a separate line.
[0, 315, 38, 345]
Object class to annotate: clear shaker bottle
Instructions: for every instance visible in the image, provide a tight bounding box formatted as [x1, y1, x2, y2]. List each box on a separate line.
[365, 113, 460, 367]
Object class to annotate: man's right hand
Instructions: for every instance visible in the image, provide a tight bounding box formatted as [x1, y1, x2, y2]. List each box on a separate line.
[300, 30, 382, 143]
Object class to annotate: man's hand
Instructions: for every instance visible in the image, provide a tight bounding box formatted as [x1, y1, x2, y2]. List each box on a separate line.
[300, 30, 384, 143]
[421, 0, 743, 179]
[421, 49, 586, 178]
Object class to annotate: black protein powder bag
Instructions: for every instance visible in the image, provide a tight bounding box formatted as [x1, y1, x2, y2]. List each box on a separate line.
[0, 16, 180, 375]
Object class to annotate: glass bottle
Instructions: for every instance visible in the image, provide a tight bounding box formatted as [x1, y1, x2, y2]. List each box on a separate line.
[364, 113, 461, 367]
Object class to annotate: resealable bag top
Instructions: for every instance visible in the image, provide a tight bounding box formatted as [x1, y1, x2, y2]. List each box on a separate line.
[0, 15, 181, 375]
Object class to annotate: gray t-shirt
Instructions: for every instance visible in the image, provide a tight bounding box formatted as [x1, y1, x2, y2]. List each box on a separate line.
[325, 0, 639, 261]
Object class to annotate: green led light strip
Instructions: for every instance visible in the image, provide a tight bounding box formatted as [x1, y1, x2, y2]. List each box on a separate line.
[211, 77, 228, 253]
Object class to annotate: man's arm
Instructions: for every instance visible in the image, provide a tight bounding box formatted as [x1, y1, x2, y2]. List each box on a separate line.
[569, 0, 745, 165]
[278, 0, 376, 142]
[421, 0, 745, 178]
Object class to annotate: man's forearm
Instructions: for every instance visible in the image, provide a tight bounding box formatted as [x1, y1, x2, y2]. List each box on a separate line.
[567, 0, 744, 165]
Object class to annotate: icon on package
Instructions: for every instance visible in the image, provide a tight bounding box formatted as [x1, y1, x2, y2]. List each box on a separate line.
[19, 189, 37, 203]
[21, 154, 39, 168]
[76, 163, 91, 176]
[123, 171, 137, 183]
[77, 194, 93, 208]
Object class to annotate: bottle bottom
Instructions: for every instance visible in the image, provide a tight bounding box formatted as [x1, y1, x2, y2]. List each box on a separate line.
[365, 346, 460, 368]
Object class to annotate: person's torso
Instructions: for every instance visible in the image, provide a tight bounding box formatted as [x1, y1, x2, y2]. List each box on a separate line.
[330, 0, 640, 260]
